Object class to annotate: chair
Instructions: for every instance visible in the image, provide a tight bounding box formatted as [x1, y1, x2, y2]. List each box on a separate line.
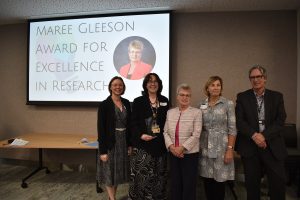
[283, 123, 300, 197]
[283, 123, 297, 148]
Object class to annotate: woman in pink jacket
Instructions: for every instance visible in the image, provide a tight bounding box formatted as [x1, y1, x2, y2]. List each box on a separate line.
[119, 40, 152, 80]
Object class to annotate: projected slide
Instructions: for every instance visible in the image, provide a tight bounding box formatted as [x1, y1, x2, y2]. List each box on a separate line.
[28, 11, 170, 104]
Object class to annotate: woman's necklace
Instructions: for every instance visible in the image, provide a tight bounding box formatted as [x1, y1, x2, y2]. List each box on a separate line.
[149, 96, 158, 106]
[209, 97, 219, 107]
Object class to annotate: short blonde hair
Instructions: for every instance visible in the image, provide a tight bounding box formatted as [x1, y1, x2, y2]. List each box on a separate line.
[128, 40, 144, 51]
[204, 76, 223, 97]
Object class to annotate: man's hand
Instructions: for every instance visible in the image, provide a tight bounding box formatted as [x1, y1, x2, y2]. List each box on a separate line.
[252, 132, 267, 149]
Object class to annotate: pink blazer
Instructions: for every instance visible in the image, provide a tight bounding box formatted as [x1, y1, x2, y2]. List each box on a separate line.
[119, 61, 152, 80]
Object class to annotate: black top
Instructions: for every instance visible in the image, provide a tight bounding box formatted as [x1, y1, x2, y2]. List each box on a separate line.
[97, 96, 131, 155]
[131, 94, 169, 157]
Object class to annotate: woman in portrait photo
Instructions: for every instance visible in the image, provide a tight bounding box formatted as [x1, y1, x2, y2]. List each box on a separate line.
[119, 40, 153, 80]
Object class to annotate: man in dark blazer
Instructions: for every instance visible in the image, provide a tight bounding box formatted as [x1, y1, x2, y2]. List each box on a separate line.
[235, 65, 287, 200]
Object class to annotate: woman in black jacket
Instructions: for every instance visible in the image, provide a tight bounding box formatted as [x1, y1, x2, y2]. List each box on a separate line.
[128, 73, 169, 200]
[97, 76, 131, 200]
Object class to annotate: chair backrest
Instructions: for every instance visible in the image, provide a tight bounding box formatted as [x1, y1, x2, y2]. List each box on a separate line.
[282, 123, 297, 148]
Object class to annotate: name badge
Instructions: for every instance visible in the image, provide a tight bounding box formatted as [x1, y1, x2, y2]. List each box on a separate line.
[160, 102, 167, 106]
[200, 104, 208, 110]
[152, 124, 160, 134]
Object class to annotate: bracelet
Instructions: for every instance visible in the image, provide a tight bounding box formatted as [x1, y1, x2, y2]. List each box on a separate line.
[227, 145, 234, 149]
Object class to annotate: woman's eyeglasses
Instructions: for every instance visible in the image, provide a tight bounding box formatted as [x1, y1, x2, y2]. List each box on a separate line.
[178, 93, 191, 98]
[148, 80, 158, 84]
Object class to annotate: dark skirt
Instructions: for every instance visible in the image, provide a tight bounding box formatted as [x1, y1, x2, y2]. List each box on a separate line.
[96, 130, 130, 186]
[128, 148, 167, 200]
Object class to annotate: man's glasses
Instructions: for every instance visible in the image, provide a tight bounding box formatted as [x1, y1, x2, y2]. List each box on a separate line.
[249, 75, 264, 80]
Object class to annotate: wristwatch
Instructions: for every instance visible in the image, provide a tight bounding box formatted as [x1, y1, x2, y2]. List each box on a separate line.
[227, 145, 234, 149]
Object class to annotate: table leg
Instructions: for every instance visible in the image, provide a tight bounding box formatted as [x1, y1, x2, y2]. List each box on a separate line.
[297, 167, 300, 197]
[21, 148, 50, 188]
[95, 149, 103, 193]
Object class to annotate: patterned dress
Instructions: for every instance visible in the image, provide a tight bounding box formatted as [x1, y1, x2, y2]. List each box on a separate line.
[199, 96, 237, 182]
[128, 95, 169, 200]
[97, 105, 130, 186]
[128, 148, 167, 200]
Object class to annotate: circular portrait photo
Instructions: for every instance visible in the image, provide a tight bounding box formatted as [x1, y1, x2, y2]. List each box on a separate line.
[113, 36, 156, 80]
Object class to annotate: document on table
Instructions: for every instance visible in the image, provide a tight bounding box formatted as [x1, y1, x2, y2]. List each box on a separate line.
[79, 137, 98, 147]
[83, 141, 98, 147]
[10, 138, 29, 146]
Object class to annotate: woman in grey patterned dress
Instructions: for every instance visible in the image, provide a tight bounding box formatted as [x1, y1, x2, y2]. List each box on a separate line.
[199, 76, 237, 200]
[97, 76, 131, 200]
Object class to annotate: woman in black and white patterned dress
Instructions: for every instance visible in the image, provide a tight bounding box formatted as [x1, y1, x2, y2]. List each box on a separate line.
[129, 73, 169, 200]
[97, 76, 131, 200]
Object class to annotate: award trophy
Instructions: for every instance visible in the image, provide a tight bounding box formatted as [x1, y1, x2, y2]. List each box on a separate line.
[145, 116, 160, 136]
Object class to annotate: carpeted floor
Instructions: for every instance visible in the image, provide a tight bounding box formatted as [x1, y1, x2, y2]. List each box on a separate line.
[0, 163, 298, 200]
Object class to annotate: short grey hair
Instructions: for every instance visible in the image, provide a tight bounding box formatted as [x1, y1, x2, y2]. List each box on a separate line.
[176, 83, 191, 95]
[248, 64, 267, 78]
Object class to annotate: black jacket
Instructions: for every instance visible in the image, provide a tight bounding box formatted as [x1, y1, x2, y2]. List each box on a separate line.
[235, 89, 287, 160]
[97, 96, 131, 154]
[131, 94, 169, 157]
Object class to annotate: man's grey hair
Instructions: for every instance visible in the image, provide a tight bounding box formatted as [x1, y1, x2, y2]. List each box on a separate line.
[248, 64, 267, 78]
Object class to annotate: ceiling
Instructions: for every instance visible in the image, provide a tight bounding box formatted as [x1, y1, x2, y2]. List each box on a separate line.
[0, 0, 299, 25]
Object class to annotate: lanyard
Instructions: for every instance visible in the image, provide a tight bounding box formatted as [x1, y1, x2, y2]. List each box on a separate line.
[150, 99, 159, 119]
